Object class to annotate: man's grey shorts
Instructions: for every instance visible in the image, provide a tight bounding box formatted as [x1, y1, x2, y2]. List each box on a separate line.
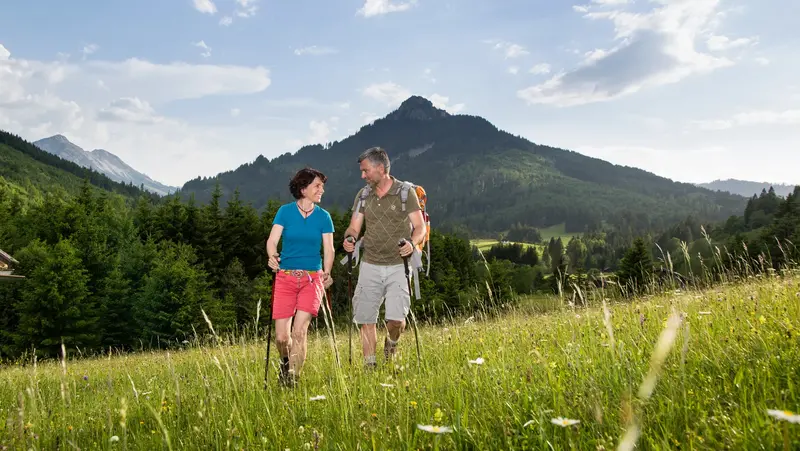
[352, 261, 410, 324]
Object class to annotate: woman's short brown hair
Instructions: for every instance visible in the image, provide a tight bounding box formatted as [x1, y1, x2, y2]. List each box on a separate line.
[289, 167, 327, 199]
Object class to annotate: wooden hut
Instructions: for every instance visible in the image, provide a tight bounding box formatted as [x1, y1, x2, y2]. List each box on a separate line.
[0, 248, 24, 281]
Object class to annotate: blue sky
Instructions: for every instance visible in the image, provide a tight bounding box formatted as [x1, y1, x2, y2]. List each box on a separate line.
[0, 0, 797, 187]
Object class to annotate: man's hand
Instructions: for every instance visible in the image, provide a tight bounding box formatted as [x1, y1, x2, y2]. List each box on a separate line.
[399, 239, 413, 258]
[342, 236, 356, 253]
[268, 253, 280, 271]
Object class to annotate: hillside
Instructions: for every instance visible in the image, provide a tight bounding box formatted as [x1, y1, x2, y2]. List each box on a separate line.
[34, 135, 178, 196]
[0, 130, 157, 201]
[698, 179, 798, 198]
[180, 96, 747, 235]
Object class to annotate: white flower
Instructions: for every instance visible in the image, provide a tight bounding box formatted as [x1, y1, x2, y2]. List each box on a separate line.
[109, 436, 120, 443]
[468, 357, 484, 365]
[523, 420, 535, 428]
[380, 383, 394, 388]
[417, 424, 453, 434]
[309, 395, 326, 401]
[551, 417, 580, 427]
[767, 409, 800, 423]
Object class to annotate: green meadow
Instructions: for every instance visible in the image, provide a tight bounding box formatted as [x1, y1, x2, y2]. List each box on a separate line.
[2, 270, 799, 450]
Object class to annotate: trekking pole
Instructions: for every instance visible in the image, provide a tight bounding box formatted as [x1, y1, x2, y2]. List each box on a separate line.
[264, 268, 277, 389]
[398, 239, 422, 366]
[345, 236, 356, 365]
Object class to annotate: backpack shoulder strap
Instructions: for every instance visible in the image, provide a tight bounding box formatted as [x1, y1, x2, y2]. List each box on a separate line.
[398, 181, 414, 212]
[354, 184, 372, 213]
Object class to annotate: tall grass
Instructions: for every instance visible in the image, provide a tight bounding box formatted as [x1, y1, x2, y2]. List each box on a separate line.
[2, 241, 800, 449]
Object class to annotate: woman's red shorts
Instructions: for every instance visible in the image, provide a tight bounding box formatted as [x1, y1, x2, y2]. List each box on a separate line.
[272, 270, 323, 320]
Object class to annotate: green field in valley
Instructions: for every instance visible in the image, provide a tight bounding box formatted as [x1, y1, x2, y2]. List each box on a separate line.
[1, 272, 799, 450]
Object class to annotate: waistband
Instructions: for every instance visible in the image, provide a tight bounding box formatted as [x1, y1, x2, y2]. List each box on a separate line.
[279, 269, 320, 277]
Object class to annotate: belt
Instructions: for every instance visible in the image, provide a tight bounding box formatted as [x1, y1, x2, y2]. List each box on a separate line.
[280, 269, 318, 277]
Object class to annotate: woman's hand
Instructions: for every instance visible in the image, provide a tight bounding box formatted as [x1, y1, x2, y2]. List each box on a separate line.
[268, 253, 280, 271]
[321, 271, 333, 289]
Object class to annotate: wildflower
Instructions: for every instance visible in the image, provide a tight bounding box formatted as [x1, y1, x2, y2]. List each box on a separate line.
[551, 417, 580, 427]
[523, 420, 535, 428]
[380, 383, 394, 388]
[110, 436, 119, 443]
[417, 425, 453, 434]
[409, 401, 418, 408]
[468, 357, 484, 365]
[767, 409, 800, 423]
[309, 395, 326, 401]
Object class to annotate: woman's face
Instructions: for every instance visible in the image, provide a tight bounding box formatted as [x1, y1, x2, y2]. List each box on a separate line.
[302, 177, 325, 203]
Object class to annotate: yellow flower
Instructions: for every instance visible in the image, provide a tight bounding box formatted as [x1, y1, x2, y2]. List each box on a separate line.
[409, 401, 418, 408]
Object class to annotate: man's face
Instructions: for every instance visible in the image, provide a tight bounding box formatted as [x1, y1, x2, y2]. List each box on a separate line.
[302, 177, 325, 202]
[360, 159, 384, 186]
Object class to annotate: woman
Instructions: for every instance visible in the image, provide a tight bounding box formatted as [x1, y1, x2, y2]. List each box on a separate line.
[266, 167, 335, 387]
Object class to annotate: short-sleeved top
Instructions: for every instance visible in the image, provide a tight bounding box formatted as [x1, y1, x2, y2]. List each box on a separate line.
[354, 177, 421, 266]
[273, 202, 335, 271]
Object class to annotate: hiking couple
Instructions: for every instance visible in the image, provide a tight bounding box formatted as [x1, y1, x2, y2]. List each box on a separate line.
[265, 146, 426, 386]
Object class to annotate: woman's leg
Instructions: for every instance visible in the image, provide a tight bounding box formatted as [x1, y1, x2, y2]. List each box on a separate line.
[272, 272, 299, 384]
[291, 273, 323, 378]
[289, 311, 312, 377]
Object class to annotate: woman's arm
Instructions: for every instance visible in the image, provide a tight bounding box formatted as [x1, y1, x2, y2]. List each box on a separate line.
[266, 224, 283, 270]
[322, 232, 334, 275]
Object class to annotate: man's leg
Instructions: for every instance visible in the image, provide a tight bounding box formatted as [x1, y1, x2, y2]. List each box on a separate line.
[352, 262, 384, 368]
[383, 264, 411, 360]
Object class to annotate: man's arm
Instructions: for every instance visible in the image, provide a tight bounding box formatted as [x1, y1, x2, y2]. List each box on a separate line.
[408, 210, 426, 247]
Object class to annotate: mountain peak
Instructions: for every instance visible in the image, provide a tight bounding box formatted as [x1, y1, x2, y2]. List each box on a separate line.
[385, 95, 450, 121]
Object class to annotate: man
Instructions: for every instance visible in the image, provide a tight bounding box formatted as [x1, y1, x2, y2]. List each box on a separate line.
[342, 146, 427, 368]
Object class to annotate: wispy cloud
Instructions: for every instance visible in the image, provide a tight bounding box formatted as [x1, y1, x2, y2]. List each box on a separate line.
[519, 0, 735, 107]
[694, 109, 800, 130]
[485, 39, 529, 59]
[193, 40, 212, 58]
[82, 44, 99, 60]
[193, 0, 217, 14]
[294, 46, 338, 56]
[357, 0, 416, 17]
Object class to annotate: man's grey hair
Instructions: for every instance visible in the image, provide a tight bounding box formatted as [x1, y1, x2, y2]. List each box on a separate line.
[358, 146, 391, 173]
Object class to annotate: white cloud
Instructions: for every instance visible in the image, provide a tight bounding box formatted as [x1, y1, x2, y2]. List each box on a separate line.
[590, 0, 629, 5]
[706, 34, 757, 51]
[235, 0, 258, 17]
[518, 0, 734, 107]
[97, 97, 165, 124]
[193, 40, 212, 58]
[428, 94, 465, 114]
[82, 44, 99, 60]
[486, 39, 529, 59]
[362, 82, 411, 106]
[193, 0, 217, 14]
[572, 5, 589, 13]
[294, 46, 338, 56]
[0, 44, 275, 186]
[423, 68, 436, 83]
[754, 57, 769, 66]
[230, 108, 241, 117]
[694, 109, 800, 130]
[357, 0, 416, 17]
[0, 44, 10, 61]
[219, 16, 233, 26]
[508, 66, 519, 75]
[530, 63, 551, 75]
